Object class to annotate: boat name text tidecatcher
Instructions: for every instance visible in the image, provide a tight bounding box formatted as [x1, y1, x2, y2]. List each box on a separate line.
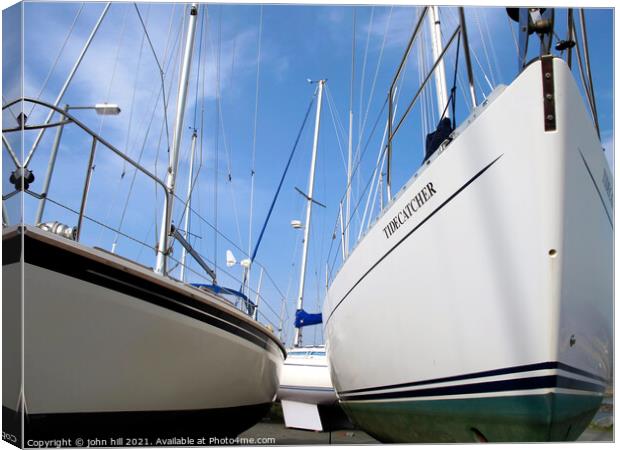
[382, 182, 437, 239]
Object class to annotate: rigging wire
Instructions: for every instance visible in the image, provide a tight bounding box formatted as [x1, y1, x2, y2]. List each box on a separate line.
[46, 190, 286, 328]
[356, 6, 393, 159]
[108, 5, 182, 252]
[474, 8, 496, 87]
[111, 53, 178, 253]
[124, 4, 152, 174]
[95, 3, 155, 248]
[97, 3, 130, 137]
[469, 43, 494, 95]
[206, 7, 244, 251]
[358, 7, 375, 141]
[215, 111, 244, 248]
[506, 10, 519, 58]
[134, 2, 172, 161]
[174, 4, 207, 234]
[195, 6, 209, 273]
[418, 32, 430, 139]
[325, 85, 350, 148]
[247, 89, 317, 265]
[213, 6, 221, 278]
[248, 5, 264, 266]
[357, 10, 414, 240]
[151, 170, 291, 312]
[2, 94, 19, 125]
[324, 87, 349, 175]
[27, 2, 85, 119]
[153, 5, 183, 246]
[482, 8, 502, 84]
[351, 6, 393, 236]
[443, 8, 478, 111]
[324, 97, 387, 270]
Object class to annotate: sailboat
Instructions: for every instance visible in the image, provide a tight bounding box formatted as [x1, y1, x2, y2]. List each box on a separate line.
[273, 80, 339, 431]
[2, 3, 284, 445]
[323, 7, 612, 442]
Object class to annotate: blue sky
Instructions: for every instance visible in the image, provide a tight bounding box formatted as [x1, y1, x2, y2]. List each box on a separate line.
[2, 1, 614, 346]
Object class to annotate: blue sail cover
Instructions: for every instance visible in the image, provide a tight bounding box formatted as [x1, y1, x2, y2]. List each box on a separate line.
[192, 284, 256, 316]
[294, 309, 323, 328]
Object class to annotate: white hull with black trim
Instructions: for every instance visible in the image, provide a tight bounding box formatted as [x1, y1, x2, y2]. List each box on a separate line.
[323, 57, 612, 442]
[277, 346, 340, 431]
[278, 347, 336, 405]
[2, 225, 285, 443]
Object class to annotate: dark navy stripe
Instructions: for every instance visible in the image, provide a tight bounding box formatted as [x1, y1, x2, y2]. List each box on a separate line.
[2, 228, 22, 265]
[340, 375, 605, 401]
[17, 230, 285, 357]
[556, 361, 608, 384]
[280, 386, 335, 392]
[578, 148, 613, 229]
[326, 154, 503, 324]
[338, 361, 607, 395]
[284, 363, 329, 368]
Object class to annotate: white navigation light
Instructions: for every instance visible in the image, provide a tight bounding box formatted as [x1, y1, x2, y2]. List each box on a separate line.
[94, 103, 121, 115]
[240, 258, 251, 269]
[226, 250, 237, 267]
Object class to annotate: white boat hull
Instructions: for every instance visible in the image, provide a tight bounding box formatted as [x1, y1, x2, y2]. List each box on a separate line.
[277, 347, 339, 431]
[323, 58, 612, 442]
[3, 226, 284, 443]
[278, 350, 337, 405]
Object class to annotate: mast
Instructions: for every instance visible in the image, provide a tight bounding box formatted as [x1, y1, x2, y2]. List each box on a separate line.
[155, 3, 199, 275]
[179, 129, 198, 281]
[293, 79, 325, 348]
[345, 10, 356, 258]
[427, 6, 449, 120]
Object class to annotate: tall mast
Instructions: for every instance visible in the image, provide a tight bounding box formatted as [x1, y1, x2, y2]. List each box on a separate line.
[345, 10, 356, 258]
[293, 79, 325, 348]
[155, 3, 199, 275]
[427, 6, 449, 120]
[179, 129, 198, 281]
